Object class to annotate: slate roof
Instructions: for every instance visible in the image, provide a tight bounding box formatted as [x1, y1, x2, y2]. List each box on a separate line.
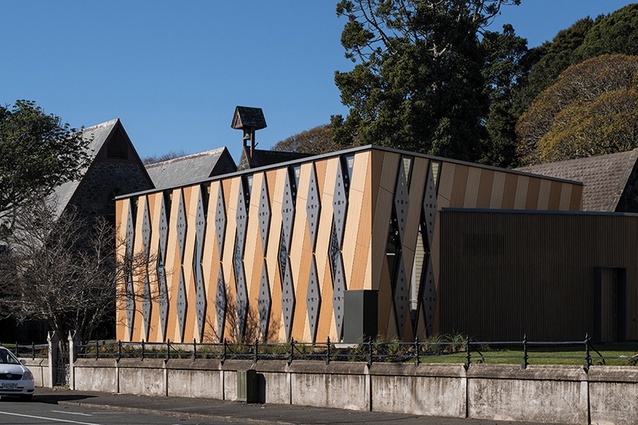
[517, 149, 638, 212]
[49, 119, 120, 218]
[236, 147, 313, 171]
[145, 147, 236, 190]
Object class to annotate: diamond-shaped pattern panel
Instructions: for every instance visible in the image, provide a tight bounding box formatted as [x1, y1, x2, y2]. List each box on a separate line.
[331, 245, 346, 339]
[394, 159, 409, 244]
[423, 162, 438, 245]
[393, 254, 410, 338]
[176, 190, 187, 260]
[307, 256, 320, 343]
[282, 171, 295, 248]
[215, 185, 226, 255]
[120, 151, 449, 344]
[194, 188, 207, 340]
[176, 268, 187, 341]
[125, 201, 135, 337]
[157, 195, 169, 341]
[258, 261, 271, 339]
[306, 165, 320, 250]
[421, 258, 436, 337]
[281, 254, 295, 340]
[142, 276, 151, 338]
[234, 181, 249, 340]
[258, 175, 271, 256]
[215, 266, 226, 341]
[333, 163, 348, 247]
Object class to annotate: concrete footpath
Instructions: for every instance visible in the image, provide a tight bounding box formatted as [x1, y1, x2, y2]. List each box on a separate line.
[32, 387, 561, 425]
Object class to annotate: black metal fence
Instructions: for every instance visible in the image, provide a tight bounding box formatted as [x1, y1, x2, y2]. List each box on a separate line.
[75, 334, 636, 369]
[0, 342, 48, 359]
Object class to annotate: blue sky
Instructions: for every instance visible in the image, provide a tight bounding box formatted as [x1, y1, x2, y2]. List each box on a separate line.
[1, 1, 636, 163]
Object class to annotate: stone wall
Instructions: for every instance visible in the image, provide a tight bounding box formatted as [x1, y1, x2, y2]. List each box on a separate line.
[69, 359, 638, 425]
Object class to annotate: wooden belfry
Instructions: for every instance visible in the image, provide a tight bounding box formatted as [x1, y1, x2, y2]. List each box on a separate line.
[231, 106, 267, 158]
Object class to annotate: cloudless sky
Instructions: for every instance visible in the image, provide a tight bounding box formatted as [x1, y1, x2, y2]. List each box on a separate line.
[1, 1, 636, 163]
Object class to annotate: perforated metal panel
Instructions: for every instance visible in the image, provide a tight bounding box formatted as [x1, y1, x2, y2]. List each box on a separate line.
[176, 267, 187, 341]
[421, 161, 439, 337]
[393, 254, 410, 338]
[157, 194, 169, 340]
[194, 188, 207, 340]
[330, 225, 347, 340]
[280, 241, 295, 341]
[141, 197, 151, 257]
[141, 198, 152, 338]
[423, 162, 438, 245]
[215, 266, 226, 341]
[214, 184, 226, 255]
[421, 258, 436, 337]
[157, 258, 168, 340]
[234, 181, 249, 340]
[282, 170, 295, 248]
[306, 165, 320, 251]
[394, 158, 410, 244]
[142, 275, 151, 339]
[258, 261, 271, 339]
[176, 190, 187, 260]
[306, 256, 320, 342]
[258, 174, 271, 256]
[333, 162, 348, 247]
[280, 171, 296, 341]
[125, 201, 136, 338]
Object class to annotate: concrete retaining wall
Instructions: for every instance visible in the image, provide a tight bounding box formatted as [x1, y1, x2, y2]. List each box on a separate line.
[70, 359, 638, 425]
[22, 358, 50, 388]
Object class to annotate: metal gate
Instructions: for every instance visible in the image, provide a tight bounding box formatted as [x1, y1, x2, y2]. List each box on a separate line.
[55, 349, 69, 386]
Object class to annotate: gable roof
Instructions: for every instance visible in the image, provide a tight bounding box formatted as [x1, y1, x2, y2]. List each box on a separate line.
[237, 147, 312, 171]
[50, 119, 121, 218]
[516, 149, 638, 212]
[145, 147, 236, 190]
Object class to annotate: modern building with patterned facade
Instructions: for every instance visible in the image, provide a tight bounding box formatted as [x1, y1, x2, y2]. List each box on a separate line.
[114, 145, 583, 344]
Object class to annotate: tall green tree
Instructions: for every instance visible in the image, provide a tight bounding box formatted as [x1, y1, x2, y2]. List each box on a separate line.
[516, 54, 638, 165]
[0, 100, 89, 233]
[332, 0, 520, 162]
[480, 23, 531, 168]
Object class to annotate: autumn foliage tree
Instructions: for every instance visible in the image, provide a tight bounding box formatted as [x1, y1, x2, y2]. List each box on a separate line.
[272, 124, 340, 155]
[516, 54, 638, 165]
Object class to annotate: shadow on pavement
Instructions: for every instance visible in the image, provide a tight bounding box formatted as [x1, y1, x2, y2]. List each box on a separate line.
[29, 393, 97, 404]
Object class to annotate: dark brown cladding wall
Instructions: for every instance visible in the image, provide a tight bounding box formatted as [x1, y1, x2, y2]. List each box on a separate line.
[439, 210, 638, 342]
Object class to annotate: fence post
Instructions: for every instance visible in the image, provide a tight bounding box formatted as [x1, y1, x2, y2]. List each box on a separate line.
[521, 334, 528, 370]
[193, 339, 197, 361]
[414, 337, 420, 366]
[221, 339, 226, 364]
[166, 340, 170, 361]
[326, 337, 331, 365]
[367, 338, 373, 367]
[95, 340, 99, 361]
[288, 338, 294, 366]
[46, 331, 59, 389]
[68, 331, 80, 390]
[464, 335, 471, 370]
[141, 340, 145, 361]
[117, 341, 122, 361]
[584, 333, 591, 372]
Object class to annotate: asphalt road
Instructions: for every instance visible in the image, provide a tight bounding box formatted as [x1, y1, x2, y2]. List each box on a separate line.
[0, 398, 219, 425]
[0, 388, 563, 425]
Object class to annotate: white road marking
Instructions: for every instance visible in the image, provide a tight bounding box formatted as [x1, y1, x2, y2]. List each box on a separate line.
[51, 409, 94, 417]
[0, 409, 101, 424]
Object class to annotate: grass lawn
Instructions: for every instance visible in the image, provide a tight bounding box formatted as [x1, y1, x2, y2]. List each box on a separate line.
[418, 342, 638, 366]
